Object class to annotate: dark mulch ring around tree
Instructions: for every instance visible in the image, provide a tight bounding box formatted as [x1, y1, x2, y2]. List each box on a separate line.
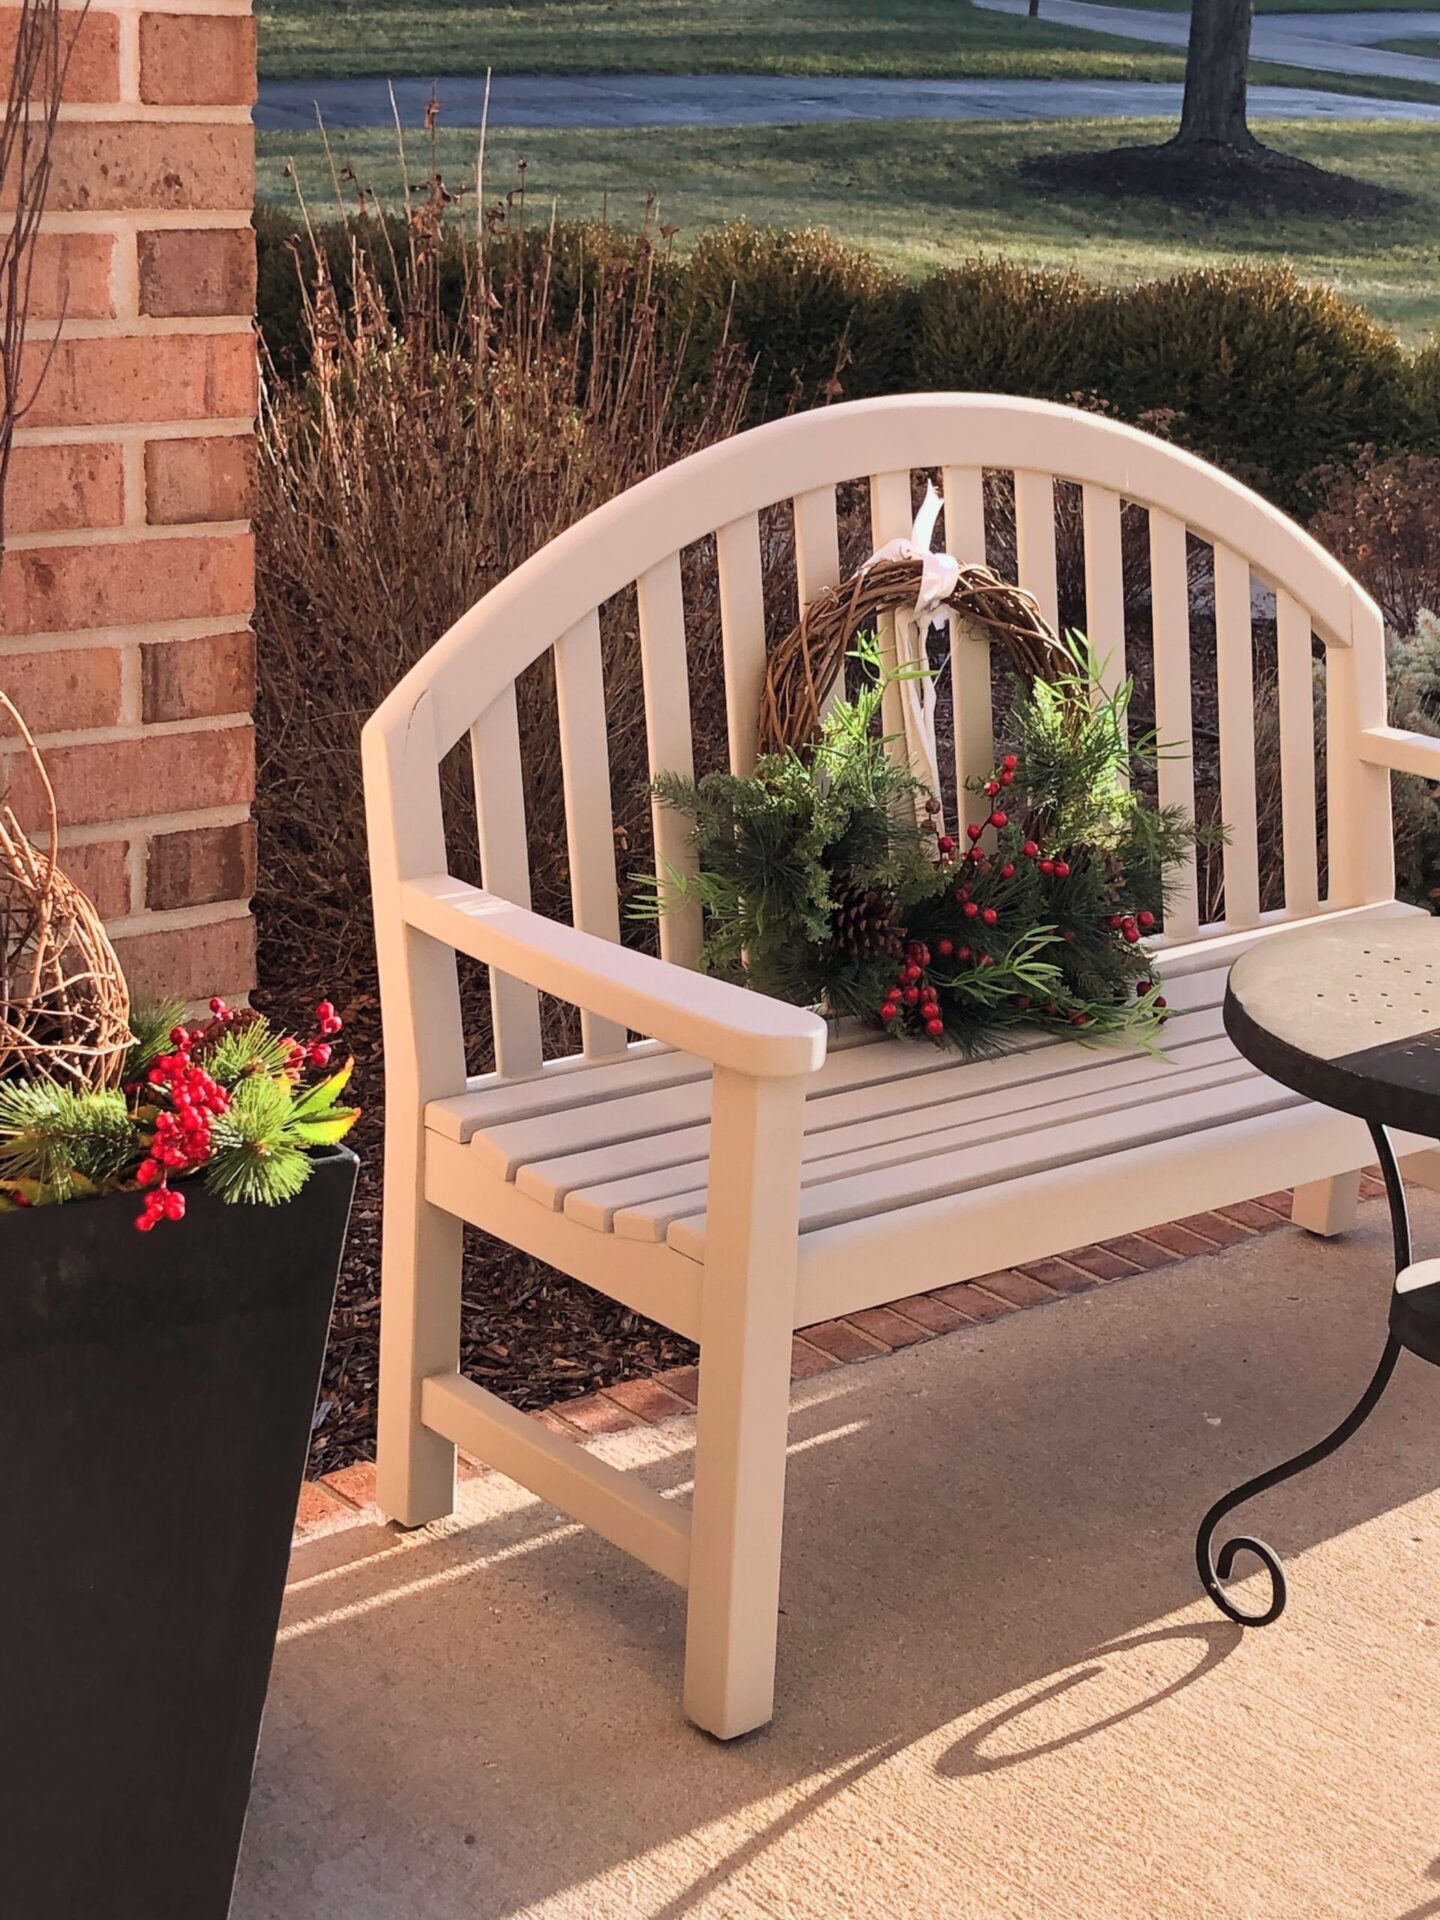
[1018, 138, 1409, 219]
[252, 983, 698, 1479]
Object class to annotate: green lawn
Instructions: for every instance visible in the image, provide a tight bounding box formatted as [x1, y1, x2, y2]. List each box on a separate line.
[259, 0, 1194, 81]
[257, 117, 1440, 342]
[1250, 61, 1440, 102]
[1376, 34, 1440, 54]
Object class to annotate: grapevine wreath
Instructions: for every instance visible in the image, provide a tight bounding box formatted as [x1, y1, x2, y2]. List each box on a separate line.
[639, 504, 1212, 1053]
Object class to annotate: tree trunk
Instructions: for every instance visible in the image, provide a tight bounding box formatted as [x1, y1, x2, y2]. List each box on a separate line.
[1174, 0, 1258, 149]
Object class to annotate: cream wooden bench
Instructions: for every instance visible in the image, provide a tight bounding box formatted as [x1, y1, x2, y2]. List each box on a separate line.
[362, 394, 1436, 1739]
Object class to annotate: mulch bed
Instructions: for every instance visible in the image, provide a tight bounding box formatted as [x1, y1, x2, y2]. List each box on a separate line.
[1018, 139, 1408, 219]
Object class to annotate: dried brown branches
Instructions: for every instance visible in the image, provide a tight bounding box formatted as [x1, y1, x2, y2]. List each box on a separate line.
[0, 0, 79, 557]
[255, 167, 753, 1027]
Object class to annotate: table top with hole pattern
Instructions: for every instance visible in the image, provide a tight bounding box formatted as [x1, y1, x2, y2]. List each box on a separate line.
[1224, 920, 1440, 1139]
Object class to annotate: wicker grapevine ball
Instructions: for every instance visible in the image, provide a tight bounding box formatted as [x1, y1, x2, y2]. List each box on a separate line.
[0, 693, 131, 1091]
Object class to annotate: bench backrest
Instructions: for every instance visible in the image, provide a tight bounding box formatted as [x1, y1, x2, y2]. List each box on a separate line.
[364, 393, 1393, 1080]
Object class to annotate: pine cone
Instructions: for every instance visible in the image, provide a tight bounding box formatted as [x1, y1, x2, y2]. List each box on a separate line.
[188, 1005, 263, 1058]
[830, 875, 906, 961]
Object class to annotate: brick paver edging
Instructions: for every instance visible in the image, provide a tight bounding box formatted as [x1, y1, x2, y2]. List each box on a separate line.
[295, 1177, 1388, 1537]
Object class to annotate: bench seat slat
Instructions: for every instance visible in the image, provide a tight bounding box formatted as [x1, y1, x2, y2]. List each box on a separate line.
[427, 1044, 710, 1141]
[516, 1002, 1229, 1213]
[462, 1011, 1061, 1179]
[439, 960, 1228, 1137]
[473, 977, 1231, 1182]
[570, 1032, 1244, 1235]
[664, 1069, 1301, 1262]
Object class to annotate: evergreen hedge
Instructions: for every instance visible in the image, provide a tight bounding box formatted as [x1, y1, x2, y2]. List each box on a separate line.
[256, 210, 1438, 513]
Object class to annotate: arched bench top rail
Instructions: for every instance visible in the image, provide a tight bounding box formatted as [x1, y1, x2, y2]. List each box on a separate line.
[368, 394, 1379, 766]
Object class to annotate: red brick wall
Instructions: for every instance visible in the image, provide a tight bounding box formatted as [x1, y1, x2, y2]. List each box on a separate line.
[1, 0, 257, 1003]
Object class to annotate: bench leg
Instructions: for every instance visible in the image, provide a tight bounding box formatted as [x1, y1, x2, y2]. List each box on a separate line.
[683, 1069, 806, 1741]
[376, 1136, 464, 1528]
[1291, 1170, 1361, 1238]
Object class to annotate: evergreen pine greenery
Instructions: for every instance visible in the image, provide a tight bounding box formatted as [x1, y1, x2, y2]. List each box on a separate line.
[122, 1000, 188, 1081]
[638, 635, 1211, 1052]
[0, 1082, 136, 1198]
[0, 1006, 358, 1222]
[641, 658, 938, 1015]
[205, 1074, 313, 1206]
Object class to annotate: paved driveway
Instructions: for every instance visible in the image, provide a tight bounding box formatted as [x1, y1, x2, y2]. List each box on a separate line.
[975, 0, 1440, 84]
[255, 70, 1440, 128]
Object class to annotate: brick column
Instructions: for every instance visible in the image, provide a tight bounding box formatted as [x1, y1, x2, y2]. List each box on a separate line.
[1, 0, 257, 1003]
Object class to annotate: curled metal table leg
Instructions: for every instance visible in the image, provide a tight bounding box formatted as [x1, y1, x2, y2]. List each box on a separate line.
[1195, 1124, 1410, 1626]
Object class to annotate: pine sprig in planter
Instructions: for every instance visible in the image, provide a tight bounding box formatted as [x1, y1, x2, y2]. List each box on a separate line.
[0, 996, 359, 1228]
[640, 636, 1211, 1053]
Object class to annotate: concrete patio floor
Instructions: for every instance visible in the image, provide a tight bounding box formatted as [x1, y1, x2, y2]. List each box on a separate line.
[235, 1191, 1440, 1919]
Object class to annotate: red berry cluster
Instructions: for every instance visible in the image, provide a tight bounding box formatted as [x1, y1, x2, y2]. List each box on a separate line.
[134, 1017, 232, 1231]
[1107, 909, 1156, 945]
[288, 1000, 344, 1073]
[129, 996, 346, 1231]
[918, 797, 956, 865]
[880, 940, 945, 1037]
[136, 1185, 187, 1230]
[957, 756, 1020, 871]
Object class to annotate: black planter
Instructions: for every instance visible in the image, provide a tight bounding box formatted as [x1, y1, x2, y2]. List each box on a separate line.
[0, 1145, 357, 1920]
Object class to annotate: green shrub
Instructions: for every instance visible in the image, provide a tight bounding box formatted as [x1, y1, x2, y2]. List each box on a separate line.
[255, 212, 1432, 527]
[911, 257, 1110, 402]
[1104, 266, 1411, 507]
[1387, 612, 1440, 907]
[1410, 334, 1440, 455]
[677, 221, 910, 412]
[255, 204, 329, 376]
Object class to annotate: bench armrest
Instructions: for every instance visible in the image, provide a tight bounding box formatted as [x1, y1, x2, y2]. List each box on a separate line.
[400, 875, 828, 1080]
[1359, 724, 1440, 781]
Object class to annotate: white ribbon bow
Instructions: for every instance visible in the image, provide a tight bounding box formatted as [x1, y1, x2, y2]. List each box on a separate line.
[863, 481, 955, 803]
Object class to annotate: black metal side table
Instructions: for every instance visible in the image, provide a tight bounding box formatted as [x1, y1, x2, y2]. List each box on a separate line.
[1197, 917, 1440, 1626]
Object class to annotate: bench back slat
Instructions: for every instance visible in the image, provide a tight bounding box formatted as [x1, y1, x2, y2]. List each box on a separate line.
[793, 483, 843, 713]
[1081, 483, 1127, 730]
[1276, 589, 1321, 917]
[1014, 470, 1060, 634]
[869, 468, 918, 759]
[716, 511, 769, 777]
[1213, 543, 1261, 929]
[941, 464, 992, 829]
[553, 607, 629, 1057]
[1149, 507, 1200, 941]
[637, 552, 703, 969]
[470, 684, 544, 1078]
